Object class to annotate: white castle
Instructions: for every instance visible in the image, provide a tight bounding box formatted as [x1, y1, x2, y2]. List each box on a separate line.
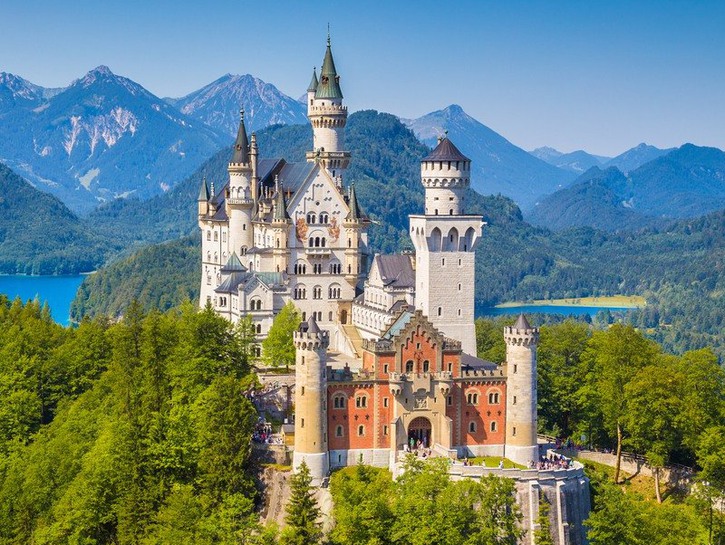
[198, 36, 480, 358]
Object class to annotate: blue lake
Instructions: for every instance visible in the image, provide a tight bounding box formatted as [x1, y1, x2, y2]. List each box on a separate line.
[0, 275, 86, 325]
[477, 304, 635, 318]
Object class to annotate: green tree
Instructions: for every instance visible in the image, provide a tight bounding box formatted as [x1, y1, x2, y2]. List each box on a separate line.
[580, 324, 659, 483]
[281, 461, 322, 545]
[534, 493, 554, 545]
[262, 302, 301, 370]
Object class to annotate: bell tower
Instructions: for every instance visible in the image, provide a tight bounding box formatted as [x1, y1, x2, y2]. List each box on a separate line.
[227, 110, 254, 257]
[409, 137, 483, 355]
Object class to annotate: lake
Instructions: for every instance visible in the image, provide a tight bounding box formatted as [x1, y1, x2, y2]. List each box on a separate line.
[477, 304, 635, 318]
[0, 275, 86, 325]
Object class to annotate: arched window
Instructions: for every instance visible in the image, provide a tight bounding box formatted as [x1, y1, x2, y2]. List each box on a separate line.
[336, 425, 344, 437]
[319, 212, 329, 224]
[469, 422, 476, 433]
[306, 212, 316, 224]
[308, 237, 314, 248]
[430, 227, 442, 251]
[423, 360, 430, 373]
[444, 227, 459, 251]
[294, 285, 306, 300]
[405, 360, 414, 373]
[255, 323, 262, 334]
[214, 232, 218, 242]
[467, 391, 479, 405]
[333, 394, 346, 409]
[328, 284, 341, 299]
[313, 263, 322, 274]
[329, 261, 341, 274]
[294, 261, 307, 275]
[358, 425, 365, 436]
[355, 394, 367, 408]
[490, 421, 497, 432]
[488, 391, 500, 405]
[321, 237, 326, 247]
[313, 285, 322, 299]
[206, 231, 211, 241]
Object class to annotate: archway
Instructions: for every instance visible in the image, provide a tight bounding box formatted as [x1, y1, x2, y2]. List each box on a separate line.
[340, 309, 348, 324]
[408, 416, 432, 448]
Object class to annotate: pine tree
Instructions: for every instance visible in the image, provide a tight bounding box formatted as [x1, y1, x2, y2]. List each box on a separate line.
[534, 493, 554, 545]
[281, 461, 322, 545]
[262, 302, 301, 370]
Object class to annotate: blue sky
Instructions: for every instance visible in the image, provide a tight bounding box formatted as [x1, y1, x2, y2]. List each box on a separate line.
[2, 0, 724, 156]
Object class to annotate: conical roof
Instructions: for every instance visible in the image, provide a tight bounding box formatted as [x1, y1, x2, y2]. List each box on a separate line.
[273, 189, 289, 221]
[307, 67, 319, 92]
[197, 177, 210, 201]
[346, 184, 363, 220]
[231, 109, 249, 164]
[306, 314, 321, 334]
[514, 313, 531, 330]
[315, 38, 343, 99]
[423, 137, 470, 162]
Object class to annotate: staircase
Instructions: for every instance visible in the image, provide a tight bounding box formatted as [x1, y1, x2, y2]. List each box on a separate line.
[341, 323, 364, 358]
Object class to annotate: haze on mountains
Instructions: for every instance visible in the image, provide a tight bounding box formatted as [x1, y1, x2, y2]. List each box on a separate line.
[530, 147, 610, 174]
[527, 144, 725, 231]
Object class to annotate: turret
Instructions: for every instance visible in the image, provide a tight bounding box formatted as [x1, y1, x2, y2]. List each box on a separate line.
[504, 314, 539, 466]
[197, 177, 210, 216]
[250, 132, 259, 204]
[293, 315, 330, 484]
[343, 184, 367, 288]
[306, 67, 318, 116]
[271, 178, 291, 274]
[227, 109, 254, 256]
[420, 136, 471, 216]
[306, 34, 350, 180]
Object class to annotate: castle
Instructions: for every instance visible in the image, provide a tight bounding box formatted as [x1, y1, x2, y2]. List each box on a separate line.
[197, 35, 539, 475]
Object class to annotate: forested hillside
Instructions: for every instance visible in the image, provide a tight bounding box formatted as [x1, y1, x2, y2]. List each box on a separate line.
[0, 163, 113, 274]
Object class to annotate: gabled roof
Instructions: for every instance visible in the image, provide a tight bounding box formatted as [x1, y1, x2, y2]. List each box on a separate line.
[215, 271, 251, 293]
[423, 137, 470, 162]
[374, 254, 415, 289]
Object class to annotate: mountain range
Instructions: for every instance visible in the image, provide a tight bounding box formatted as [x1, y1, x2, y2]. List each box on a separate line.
[166, 73, 308, 138]
[527, 144, 725, 231]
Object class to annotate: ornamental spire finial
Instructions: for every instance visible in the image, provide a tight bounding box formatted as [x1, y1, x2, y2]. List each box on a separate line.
[327, 23, 331, 46]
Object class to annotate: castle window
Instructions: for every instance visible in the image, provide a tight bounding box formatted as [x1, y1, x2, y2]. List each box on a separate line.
[449, 209, 453, 215]
[301, 418, 305, 428]
[488, 392, 500, 405]
[329, 311, 333, 321]
[448, 362, 452, 372]
[313, 263, 322, 274]
[256, 324, 262, 334]
[513, 396, 517, 405]
[458, 309, 462, 316]
[328, 285, 341, 299]
[458, 259, 462, 266]
[336, 425, 344, 437]
[383, 425, 388, 436]
[206, 231, 211, 241]
[358, 425, 365, 436]
[513, 365, 517, 374]
[319, 212, 329, 224]
[333, 394, 346, 409]
[447, 395, 452, 406]
[458, 283, 462, 291]
[321, 237, 326, 247]
[356, 395, 368, 408]
[438, 307, 442, 316]
[294, 286, 307, 300]
[469, 422, 476, 433]
[441, 258, 446, 266]
[423, 360, 430, 373]
[383, 397, 389, 407]
[301, 312, 306, 321]
[313, 285, 322, 299]
[467, 392, 478, 405]
[405, 360, 414, 373]
[490, 421, 497, 432]
[294, 262, 307, 275]
[316, 311, 322, 321]
[214, 232, 218, 241]
[383, 364, 388, 374]
[513, 427, 517, 436]
[306, 212, 316, 224]
[329, 262, 341, 274]
[434, 209, 439, 215]
[254, 346, 261, 357]
[301, 387, 305, 396]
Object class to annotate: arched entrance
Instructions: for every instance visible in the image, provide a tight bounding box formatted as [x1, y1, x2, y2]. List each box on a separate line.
[408, 416, 432, 448]
[340, 309, 348, 324]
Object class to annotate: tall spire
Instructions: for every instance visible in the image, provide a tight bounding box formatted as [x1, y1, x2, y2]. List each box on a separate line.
[346, 183, 363, 220]
[231, 108, 249, 164]
[197, 177, 210, 201]
[307, 67, 319, 92]
[273, 184, 290, 221]
[316, 30, 343, 99]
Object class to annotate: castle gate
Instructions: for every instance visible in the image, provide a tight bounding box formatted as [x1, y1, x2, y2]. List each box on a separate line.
[407, 416, 432, 448]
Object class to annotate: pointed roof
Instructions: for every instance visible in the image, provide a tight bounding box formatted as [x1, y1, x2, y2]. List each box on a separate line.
[231, 109, 249, 164]
[315, 36, 343, 99]
[307, 67, 319, 92]
[306, 314, 321, 335]
[423, 137, 470, 162]
[346, 184, 363, 220]
[197, 177, 210, 201]
[273, 189, 290, 221]
[220, 252, 247, 273]
[514, 313, 532, 330]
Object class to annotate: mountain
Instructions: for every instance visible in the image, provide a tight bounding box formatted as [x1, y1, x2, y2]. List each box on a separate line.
[0, 162, 111, 274]
[527, 167, 663, 231]
[604, 143, 672, 173]
[167, 74, 308, 138]
[403, 105, 576, 209]
[0, 72, 64, 113]
[0, 66, 226, 213]
[530, 146, 610, 173]
[526, 144, 725, 230]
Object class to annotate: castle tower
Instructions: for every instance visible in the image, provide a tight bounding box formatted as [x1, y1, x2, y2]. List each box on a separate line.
[227, 110, 254, 256]
[409, 137, 483, 354]
[197, 177, 210, 217]
[293, 315, 330, 483]
[343, 184, 366, 289]
[271, 180, 291, 274]
[504, 314, 539, 466]
[306, 34, 350, 183]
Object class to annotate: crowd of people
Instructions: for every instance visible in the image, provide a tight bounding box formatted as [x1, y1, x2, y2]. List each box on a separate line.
[530, 452, 573, 470]
[252, 421, 280, 444]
